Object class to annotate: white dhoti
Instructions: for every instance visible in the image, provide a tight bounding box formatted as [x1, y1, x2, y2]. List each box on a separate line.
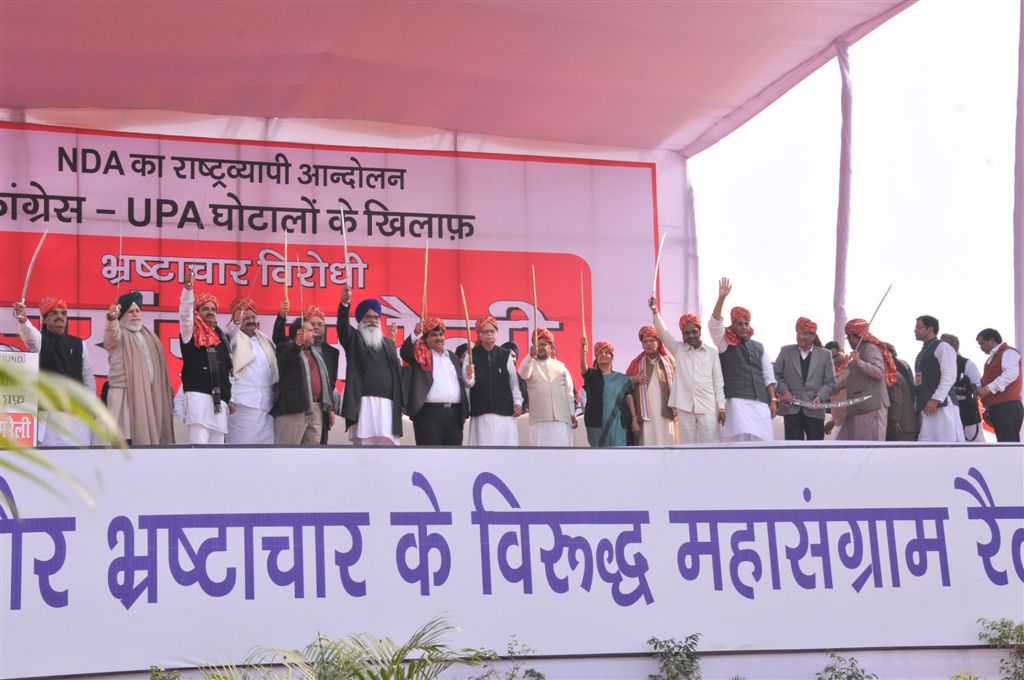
[676, 409, 720, 444]
[183, 391, 228, 444]
[349, 396, 399, 446]
[721, 398, 774, 442]
[226, 404, 275, 445]
[528, 421, 574, 447]
[468, 414, 520, 446]
[37, 411, 91, 447]
[918, 405, 966, 442]
[638, 373, 678, 445]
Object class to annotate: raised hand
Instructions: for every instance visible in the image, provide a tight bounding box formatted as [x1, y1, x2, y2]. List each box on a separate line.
[106, 303, 121, 321]
[718, 277, 732, 299]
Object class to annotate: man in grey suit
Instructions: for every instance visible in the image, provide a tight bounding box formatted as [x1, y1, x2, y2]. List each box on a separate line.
[774, 317, 836, 440]
[400, 317, 470, 445]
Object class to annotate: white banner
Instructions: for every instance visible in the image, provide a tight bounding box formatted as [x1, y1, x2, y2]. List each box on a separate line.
[1, 445, 1022, 677]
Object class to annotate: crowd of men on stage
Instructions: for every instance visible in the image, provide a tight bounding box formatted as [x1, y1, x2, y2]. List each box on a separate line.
[12, 275, 1023, 447]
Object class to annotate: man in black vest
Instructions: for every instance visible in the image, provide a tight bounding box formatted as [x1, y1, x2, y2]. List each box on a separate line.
[912, 315, 963, 442]
[400, 317, 470, 445]
[338, 286, 404, 445]
[180, 271, 233, 444]
[463, 316, 523, 446]
[708, 277, 777, 441]
[13, 295, 95, 446]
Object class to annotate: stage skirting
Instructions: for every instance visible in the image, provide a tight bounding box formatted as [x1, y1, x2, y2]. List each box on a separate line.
[1, 444, 1021, 678]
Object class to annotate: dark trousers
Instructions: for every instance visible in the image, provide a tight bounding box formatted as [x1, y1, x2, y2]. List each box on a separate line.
[985, 400, 1023, 442]
[783, 411, 825, 440]
[412, 403, 464, 446]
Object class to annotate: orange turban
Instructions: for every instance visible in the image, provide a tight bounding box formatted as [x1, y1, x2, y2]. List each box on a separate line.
[679, 313, 701, 331]
[844, 318, 897, 387]
[230, 297, 257, 316]
[638, 325, 658, 341]
[303, 305, 325, 321]
[593, 340, 615, 364]
[796, 317, 817, 333]
[724, 306, 754, 346]
[39, 296, 66, 316]
[534, 328, 555, 346]
[475, 316, 498, 332]
[730, 306, 751, 323]
[414, 318, 446, 371]
[194, 291, 218, 310]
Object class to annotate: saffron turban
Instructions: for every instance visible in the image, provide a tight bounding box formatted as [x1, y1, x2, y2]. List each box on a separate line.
[355, 299, 382, 322]
[116, 291, 143, 319]
[638, 325, 659, 341]
[679, 313, 701, 331]
[593, 340, 615, 363]
[39, 296, 66, 316]
[534, 328, 555, 346]
[730, 306, 751, 323]
[795, 317, 817, 333]
[230, 297, 257, 316]
[844, 318, 898, 387]
[475, 315, 498, 332]
[303, 305, 325, 321]
[414, 317, 446, 371]
[194, 291, 218, 310]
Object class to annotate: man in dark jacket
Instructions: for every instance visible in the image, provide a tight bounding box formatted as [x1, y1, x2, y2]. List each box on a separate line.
[272, 313, 337, 445]
[400, 317, 470, 445]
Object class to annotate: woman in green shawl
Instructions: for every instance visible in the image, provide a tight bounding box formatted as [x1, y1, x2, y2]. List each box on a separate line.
[580, 338, 639, 447]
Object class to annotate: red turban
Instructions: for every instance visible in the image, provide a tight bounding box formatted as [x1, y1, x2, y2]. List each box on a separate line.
[593, 340, 615, 364]
[413, 318, 446, 371]
[534, 328, 555, 346]
[475, 316, 498, 332]
[679, 313, 701, 331]
[638, 325, 658, 341]
[230, 297, 257, 316]
[796, 316, 822, 347]
[39, 296, 66, 316]
[724, 306, 754, 346]
[844, 318, 897, 386]
[303, 305, 325, 321]
[796, 317, 817, 333]
[194, 291, 218, 310]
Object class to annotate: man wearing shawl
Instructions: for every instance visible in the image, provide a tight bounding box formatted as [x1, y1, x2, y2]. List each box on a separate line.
[837, 318, 895, 441]
[180, 271, 233, 444]
[517, 328, 577, 446]
[338, 285, 403, 445]
[401, 317, 470, 445]
[464, 316, 523, 446]
[101, 291, 175, 445]
[650, 299, 725, 444]
[773, 317, 836, 440]
[625, 325, 678, 445]
[709, 278, 778, 441]
[13, 295, 96, 446]
[224, 297, 278, 445]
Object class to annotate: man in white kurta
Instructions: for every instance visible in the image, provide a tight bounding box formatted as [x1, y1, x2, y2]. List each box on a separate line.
[464, 315, 523, 446]
[913, 316, 965, 442]
[225, 298, 278, 445]
[13, 296, 94, 447]
[708, 278, 777, 442]
[517, 329, 577, 446]
[651, 303, 725, 444]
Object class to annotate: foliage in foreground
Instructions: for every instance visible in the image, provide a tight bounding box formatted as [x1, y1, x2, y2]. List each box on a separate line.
[469, 635, 546, 680]
[0, 362, 126, 514]
[202, 616, 486, 680]
[647, 633, 701, 680]
[979, 618, 1024, 680]
[814, 652, 878, 680]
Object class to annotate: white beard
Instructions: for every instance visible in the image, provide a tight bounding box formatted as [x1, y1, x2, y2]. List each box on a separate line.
[124, 318, 144, 332]
[359, 323, 383, 350]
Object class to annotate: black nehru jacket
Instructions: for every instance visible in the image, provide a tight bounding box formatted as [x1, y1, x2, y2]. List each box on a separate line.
[180, 329, 232, 402]
[720, 339, 770, 404]
[914, 337, 949, 412]
[39, 329, 84, 383]
[469, 344, 515, 417]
